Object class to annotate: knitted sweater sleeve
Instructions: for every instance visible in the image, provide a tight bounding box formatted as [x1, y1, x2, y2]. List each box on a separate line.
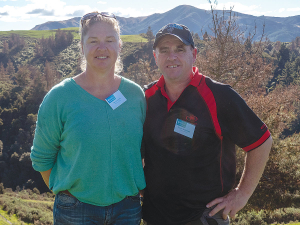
[30, 87, 64, 172]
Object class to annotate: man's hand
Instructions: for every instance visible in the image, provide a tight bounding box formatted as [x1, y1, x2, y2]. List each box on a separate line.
[206, 187, 250, 220]
[207, 136, 273, 220]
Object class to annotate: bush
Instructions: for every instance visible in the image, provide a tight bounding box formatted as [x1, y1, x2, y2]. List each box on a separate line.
[231, 208, 300, 225]
[33, 187, 40, 195]
[0, 182, 4, 194]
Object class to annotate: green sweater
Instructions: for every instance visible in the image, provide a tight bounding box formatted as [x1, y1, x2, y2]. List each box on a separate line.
[30, 77, 146, 206]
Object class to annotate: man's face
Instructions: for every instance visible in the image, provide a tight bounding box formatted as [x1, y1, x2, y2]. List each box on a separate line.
[153, 35, 197, 84]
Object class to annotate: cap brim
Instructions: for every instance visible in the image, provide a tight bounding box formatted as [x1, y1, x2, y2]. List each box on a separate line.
[153, 33, 191, 49]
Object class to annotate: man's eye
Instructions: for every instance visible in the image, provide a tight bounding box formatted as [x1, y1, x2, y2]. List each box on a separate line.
[177, 48, 184, 52]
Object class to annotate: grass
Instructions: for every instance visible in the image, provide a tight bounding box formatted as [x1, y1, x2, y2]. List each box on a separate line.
[0, 30, 57, 39]
[0, 28, 148, 42]
[0, 208, 27, 225]
[0, 189, 54, 225]
[273, 223, 300, 225]
[121, 35, 147, 43]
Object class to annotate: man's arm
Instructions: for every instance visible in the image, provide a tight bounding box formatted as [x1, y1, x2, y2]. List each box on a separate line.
[206, 136, 272, 220]
[40, 169, 52, 189]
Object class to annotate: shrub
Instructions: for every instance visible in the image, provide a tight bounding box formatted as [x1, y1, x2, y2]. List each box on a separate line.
[0, 183, 4, 194]
[33, 187, 40, 195]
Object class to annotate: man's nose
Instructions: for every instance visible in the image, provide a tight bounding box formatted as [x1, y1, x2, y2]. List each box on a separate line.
[167, 52, 178, 60]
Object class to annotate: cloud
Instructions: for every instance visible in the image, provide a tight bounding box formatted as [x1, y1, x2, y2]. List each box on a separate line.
[0, 0, 94, 22]
[27, 8, 45, 14]
[287, 7, 300, 12]
[27, 8, 55, 16]
[66, 10, 85, 17]
[98, 1, 107, 4]
[105, 7, 163, 18]
[279, 8, 285, 13]
[0, 12, 8, 15]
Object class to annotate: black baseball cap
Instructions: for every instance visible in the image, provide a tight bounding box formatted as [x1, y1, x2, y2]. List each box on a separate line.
[153, 23, 195, 49]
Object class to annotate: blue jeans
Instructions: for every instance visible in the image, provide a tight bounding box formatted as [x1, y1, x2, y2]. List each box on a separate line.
[53, 192, 142, 225]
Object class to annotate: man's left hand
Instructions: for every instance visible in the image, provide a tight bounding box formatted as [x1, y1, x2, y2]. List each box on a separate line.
[206, 187, 250, 220]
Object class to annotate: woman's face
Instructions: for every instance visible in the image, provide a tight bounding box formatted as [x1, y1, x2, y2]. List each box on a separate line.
[82, 21, 120, 73]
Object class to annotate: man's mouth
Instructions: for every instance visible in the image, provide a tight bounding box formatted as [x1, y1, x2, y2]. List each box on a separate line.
[96, 56, 108, 59]
[167, 65, 178, 68]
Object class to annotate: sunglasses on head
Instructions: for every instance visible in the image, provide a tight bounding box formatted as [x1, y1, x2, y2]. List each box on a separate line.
[81, 12, 116, 26]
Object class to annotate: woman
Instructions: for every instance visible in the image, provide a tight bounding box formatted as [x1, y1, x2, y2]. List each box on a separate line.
[30, 12, 146, 225]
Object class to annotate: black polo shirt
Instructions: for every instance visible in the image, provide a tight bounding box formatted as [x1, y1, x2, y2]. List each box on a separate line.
[142, 67, 270, 225]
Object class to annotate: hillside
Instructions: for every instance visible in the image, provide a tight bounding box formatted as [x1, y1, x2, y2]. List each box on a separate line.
[0, 13, 300, 224]
[0, 187, 299, 224]
[31, 5, 300, 42]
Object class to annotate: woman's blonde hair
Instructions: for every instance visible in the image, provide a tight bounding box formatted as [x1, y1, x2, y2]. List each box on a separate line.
[79, 12, 123, 74]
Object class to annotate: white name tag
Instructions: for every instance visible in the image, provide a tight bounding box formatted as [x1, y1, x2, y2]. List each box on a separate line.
[174, 119, 195, 139]
[105, 90, 127, 110]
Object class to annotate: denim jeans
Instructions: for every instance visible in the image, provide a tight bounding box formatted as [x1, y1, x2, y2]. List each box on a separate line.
[53, 192, 142, 225]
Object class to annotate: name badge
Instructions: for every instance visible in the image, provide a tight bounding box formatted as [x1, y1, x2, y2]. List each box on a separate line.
[174, 119, 195, 139]
[105, 90, 127, 110]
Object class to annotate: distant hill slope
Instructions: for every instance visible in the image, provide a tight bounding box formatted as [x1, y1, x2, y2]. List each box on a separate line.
[31, 5, 300, 42]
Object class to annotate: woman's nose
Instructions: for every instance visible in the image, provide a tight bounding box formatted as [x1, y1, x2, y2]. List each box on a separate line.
[96, 42, 107, 50]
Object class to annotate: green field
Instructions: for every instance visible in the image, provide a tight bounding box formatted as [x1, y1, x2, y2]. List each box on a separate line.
[0, 28, 148, 42]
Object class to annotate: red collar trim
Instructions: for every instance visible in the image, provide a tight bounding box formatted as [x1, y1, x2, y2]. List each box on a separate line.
[156, 67, 203, 89]
[155, 67, 204, 111]
[190, 67, 203, 87]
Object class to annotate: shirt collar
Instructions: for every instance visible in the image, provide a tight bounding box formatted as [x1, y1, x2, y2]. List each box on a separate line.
[156, 67, 203, 88]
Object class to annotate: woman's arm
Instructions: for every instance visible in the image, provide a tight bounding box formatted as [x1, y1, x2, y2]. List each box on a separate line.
[40, 169, 52, 188]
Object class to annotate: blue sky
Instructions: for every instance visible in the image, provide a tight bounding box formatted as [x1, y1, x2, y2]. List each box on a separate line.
[0, 0, 300, 31]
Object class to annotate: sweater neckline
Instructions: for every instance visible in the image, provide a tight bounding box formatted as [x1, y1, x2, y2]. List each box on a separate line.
[69, 76, 124, 102]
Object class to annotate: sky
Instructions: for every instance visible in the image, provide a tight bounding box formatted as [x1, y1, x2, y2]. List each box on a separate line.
[0, 0, 300, 31]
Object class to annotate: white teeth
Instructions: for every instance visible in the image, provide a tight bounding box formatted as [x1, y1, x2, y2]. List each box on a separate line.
[168, 65, 178, 68]
[96, 56, 107, 59]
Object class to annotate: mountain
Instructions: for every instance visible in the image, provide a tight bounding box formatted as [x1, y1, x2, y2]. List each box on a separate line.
[31, 5, 300, 42]
[31, 17, 81, 30]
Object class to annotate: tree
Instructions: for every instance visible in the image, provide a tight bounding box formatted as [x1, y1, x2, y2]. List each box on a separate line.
[15, 66, 30, 87]
[202, 31, 210, 41]
[195, 5, 272, 94]
[146, 26, 155, 44]
[44, 61, 60, 91]
[6, 59, 15, 79]
[277, 43, 290, 69]
[67, 31, 74, 45]
[124, 59, 160, 86]
[194, 33, 200, 41]
[0, 63, 6, 82]
[2, 41, 9, 54]
[194, 2, 300, 211]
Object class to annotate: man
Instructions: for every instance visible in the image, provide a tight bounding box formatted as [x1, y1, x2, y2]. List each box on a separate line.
[142, 23, 272, 225]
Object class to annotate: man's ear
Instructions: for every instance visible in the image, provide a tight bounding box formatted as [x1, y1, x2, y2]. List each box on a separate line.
[153, 50, 158, 65]
[192, 47, 197, 63]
